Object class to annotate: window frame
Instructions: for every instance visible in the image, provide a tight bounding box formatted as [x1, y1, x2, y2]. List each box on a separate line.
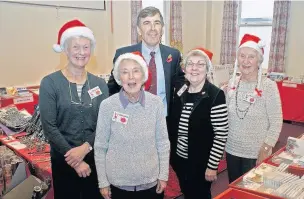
[236, 0, 274, 69]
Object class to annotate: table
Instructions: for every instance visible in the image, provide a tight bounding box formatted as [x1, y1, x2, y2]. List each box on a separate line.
[0, 91, 39, 115]
[0, 133, 53, 199]
[277, 81, 304, 123]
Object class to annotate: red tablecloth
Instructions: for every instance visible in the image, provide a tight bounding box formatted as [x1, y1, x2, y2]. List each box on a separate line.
[214, 188, 269, 199]
[277, 82, 304, 123]
[0, 91, 39, 115]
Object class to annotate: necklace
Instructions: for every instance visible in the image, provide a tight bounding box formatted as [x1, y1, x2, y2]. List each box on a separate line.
[235, 79, 257, 120]
[68, 72, 93, 106]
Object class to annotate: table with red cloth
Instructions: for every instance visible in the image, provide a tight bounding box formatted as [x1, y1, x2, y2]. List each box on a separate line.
[0, 133, 53, 199]
[214, 188, 269, 199]
[277, 81, 304, 123]
[0, 90, 39, 115]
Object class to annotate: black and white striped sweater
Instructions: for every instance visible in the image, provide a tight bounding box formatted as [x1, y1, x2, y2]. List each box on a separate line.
[176, 92, 228, 170]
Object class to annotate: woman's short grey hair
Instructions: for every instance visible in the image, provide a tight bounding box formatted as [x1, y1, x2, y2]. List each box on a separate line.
[183, 51, 211, 72]
[63, 36, 95, 52]
[137, 6, 164, 26]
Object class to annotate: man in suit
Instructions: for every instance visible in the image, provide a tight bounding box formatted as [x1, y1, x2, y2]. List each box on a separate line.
[108, 6, 184, 116]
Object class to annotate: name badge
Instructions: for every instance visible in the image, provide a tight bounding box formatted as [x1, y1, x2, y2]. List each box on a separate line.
[112, 111, 129, 125]
[177, 84, 188, 96]
[88, 86, 102, 99]
[243, 93, 256, 104]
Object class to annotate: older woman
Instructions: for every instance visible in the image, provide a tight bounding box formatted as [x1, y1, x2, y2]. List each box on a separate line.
[39, 19, 108, 199]
[94, 51, 170, 199]
[225, 34, 283, 183]
[168, 47, 228, 199]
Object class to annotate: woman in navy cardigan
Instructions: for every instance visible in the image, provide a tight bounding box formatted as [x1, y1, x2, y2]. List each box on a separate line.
[168, 47, 228, 199]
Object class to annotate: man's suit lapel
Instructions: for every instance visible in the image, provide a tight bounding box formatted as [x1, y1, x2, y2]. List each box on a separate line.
[135, 42, 142, 52]
[159, 44, 172, 96]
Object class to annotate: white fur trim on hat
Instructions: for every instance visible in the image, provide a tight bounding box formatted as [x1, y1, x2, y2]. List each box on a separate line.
[239, 41, 263, 55]
[113, 53, 148, 85]
[258, 40, 266, 48]
[53, 26, 96, 53]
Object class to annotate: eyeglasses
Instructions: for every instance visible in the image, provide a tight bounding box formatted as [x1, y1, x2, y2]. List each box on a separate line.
[186, 61, 207, 69]
[68, 73, 93, 107]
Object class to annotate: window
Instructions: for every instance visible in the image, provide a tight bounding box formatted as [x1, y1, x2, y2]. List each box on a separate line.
[142, 0, 168, 45]
[238, 0, 274, 69]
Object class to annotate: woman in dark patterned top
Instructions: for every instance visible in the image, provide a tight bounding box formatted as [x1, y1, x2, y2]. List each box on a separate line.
[168, 47, 228, 199]
[39, 20, 108, 199]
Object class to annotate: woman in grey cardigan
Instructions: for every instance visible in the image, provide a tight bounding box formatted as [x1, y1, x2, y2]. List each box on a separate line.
[39, 19, 108, 199]
[94, 51, 170, 199]
[223, 34, 283, 183]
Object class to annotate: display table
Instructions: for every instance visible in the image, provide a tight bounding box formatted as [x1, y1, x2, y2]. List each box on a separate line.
[0, 133, 53, 199]
[228, 134, 304, 199]
[277, 81, 304, 123]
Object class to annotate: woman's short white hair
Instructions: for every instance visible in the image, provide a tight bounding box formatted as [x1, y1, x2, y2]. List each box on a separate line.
[63, 36, 95, 52]
[113, 53, 149, 85]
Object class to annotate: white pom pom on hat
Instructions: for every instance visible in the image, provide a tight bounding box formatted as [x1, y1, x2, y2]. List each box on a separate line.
[52, 44, 62, 53]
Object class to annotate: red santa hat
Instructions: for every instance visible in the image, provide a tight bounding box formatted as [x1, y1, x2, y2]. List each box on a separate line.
[113, 51, 151, 90]
[53, 19, 96, 53]
[230, 34, 265, 97]
[184, 47, 214, 82]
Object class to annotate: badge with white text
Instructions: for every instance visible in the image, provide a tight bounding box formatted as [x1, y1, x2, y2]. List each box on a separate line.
[243, 93, 256, 104]
[177, 84, 188, 96]
[112, 111, 129, 125]
[88, 86, 102, 99]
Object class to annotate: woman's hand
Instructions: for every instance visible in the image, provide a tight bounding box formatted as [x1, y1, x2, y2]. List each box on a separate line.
[74, 161, 91, 178]
[156, 180, 167, 194]
[205, 168, 217, 182]
[256, 143, 272, 165]
[100, 187, 111, 199]
[65, 143, 90, 167]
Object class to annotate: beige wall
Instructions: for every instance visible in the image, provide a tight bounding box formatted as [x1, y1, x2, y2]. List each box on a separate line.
[285, 1, 304, 77]
[182, 1, 224, 65]
[1, 1, 303, 87]
[0, 1, 131, 87]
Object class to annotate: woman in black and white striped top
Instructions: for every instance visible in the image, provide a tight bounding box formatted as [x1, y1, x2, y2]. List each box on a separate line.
[168, 47, 228, 199]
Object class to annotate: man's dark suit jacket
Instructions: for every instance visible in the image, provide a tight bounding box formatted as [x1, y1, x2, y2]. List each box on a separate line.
[107, 42, 185, 113]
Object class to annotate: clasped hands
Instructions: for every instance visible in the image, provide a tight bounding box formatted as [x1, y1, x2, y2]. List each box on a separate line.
[64, 143, 91, 177]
